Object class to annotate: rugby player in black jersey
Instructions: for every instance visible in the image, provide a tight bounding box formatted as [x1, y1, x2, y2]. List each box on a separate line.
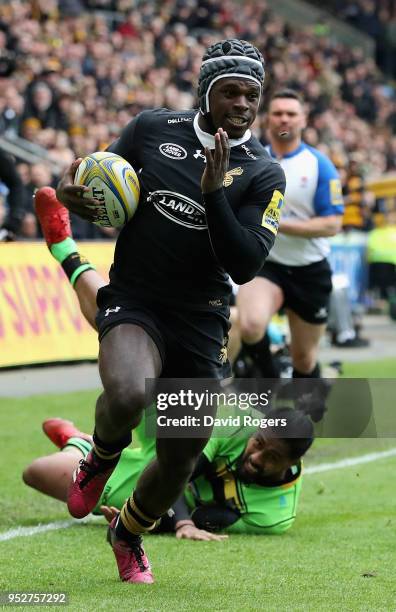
[41, 39, 286, 584]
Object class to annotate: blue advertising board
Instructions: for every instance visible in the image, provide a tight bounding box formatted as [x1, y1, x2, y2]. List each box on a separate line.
[329, 234, 368, 305]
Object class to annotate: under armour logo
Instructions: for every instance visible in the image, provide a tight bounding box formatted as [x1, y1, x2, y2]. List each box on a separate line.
[314, 307, 328, 319]
[105, 306, 121, 317]
[193, 149, 206, 161]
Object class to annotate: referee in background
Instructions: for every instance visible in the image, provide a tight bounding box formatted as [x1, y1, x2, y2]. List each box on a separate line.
[236, 89, 344, 419]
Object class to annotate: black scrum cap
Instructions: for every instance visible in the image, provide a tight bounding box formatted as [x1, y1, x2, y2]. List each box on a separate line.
[198, 39, 265, 114]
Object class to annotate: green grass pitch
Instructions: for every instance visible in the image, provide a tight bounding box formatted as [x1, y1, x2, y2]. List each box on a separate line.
[0, 359, 395, 610]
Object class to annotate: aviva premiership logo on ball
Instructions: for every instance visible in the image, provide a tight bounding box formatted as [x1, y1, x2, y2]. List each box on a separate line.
[149, 190, 207, 229]
[74, 152, 140, 228]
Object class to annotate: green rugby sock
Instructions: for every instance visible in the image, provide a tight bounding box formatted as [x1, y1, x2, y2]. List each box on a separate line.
[50, 238, 95, 287]
[50, 237, 78, 263]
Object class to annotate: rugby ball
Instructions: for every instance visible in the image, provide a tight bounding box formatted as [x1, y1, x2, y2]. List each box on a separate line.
[74, 151, 140, 228]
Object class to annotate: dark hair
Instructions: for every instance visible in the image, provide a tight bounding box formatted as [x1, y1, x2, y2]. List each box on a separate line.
[265, 406, 314, 460]
[269, 88, 304, 105]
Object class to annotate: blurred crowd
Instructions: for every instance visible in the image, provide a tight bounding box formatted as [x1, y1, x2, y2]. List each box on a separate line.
[325, 0, 396, 78]
[0, 0, 396, 240]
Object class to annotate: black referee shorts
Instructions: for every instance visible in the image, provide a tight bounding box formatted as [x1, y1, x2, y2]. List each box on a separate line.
[95, 285, 231, 379]
[257, 258, 333, 324]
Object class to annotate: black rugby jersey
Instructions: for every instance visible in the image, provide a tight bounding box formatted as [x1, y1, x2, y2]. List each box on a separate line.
[108, 109, 285, 310]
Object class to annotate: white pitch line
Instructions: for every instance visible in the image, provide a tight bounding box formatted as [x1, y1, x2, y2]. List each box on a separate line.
[0, 516, 101, 542]
[305, 447, 396, 474]
[1, 447, 396, 542]
[0, 520, 77, 542]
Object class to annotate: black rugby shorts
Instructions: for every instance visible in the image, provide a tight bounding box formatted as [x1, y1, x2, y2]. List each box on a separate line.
[95, 285, 231, 379]
[257, 258, 333, 324]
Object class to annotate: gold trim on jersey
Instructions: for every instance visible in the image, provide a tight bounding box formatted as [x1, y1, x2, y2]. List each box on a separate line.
[223, 167, 244, 187]
[216, 459, 243, 511]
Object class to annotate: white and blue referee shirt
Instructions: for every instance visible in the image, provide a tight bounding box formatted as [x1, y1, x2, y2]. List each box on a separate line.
[265, 142, 344, 266]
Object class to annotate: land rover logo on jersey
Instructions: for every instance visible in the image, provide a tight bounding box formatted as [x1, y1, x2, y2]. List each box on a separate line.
[150, 190, 207, 230]
[159, 143, 187, 160]
[223, 167, 243, 187]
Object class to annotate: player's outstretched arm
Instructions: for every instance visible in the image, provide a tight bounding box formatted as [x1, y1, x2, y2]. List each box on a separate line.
[175, 522, 228, 541]
[100, 506, 229, 540]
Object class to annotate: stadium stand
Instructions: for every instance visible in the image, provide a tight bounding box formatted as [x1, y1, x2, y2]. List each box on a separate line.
[0, 0, 395, 371]
[306, 0, 396, 78]
[0, 0, 395, 302]
[0, 1, 394, 192]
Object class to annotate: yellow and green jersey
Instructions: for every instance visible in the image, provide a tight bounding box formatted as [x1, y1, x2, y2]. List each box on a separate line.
[185, 433, 302, 535]
[94, 415, 302, 535]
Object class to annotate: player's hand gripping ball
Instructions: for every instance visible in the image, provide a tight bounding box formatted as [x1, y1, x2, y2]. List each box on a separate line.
[74, 152, 140, 228]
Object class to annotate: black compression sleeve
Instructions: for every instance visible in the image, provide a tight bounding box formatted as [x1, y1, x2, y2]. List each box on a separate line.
[190, 453, 211, 479]
[203, 188, 275, 284]
[191, 505, 240, 531]
[172, 495, 191, 523]
[171, 454, 211, 524]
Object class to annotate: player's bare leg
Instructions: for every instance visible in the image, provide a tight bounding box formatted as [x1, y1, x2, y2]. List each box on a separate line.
[67, 323, 162, 583]
[105, 430, 214, 583]
[23, 418, 93, 502]
[34, 186, 104, 329]
[23, 448, 82, 502]
[237, 277, 284, 377]
[227, 306, 241, 364]
[67, 324, 161, 514]
[286, 309, 326, 375]
[89, 321, 217, 583]
[285, 309, 330, 422]
[107, 408, 214, 585]
[35, 187, 157, 583]
[73, 270, 105, 330]
[238, 277, 283, 343]
[133, 435, 213, 518]
[95, 325, 162, 441]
